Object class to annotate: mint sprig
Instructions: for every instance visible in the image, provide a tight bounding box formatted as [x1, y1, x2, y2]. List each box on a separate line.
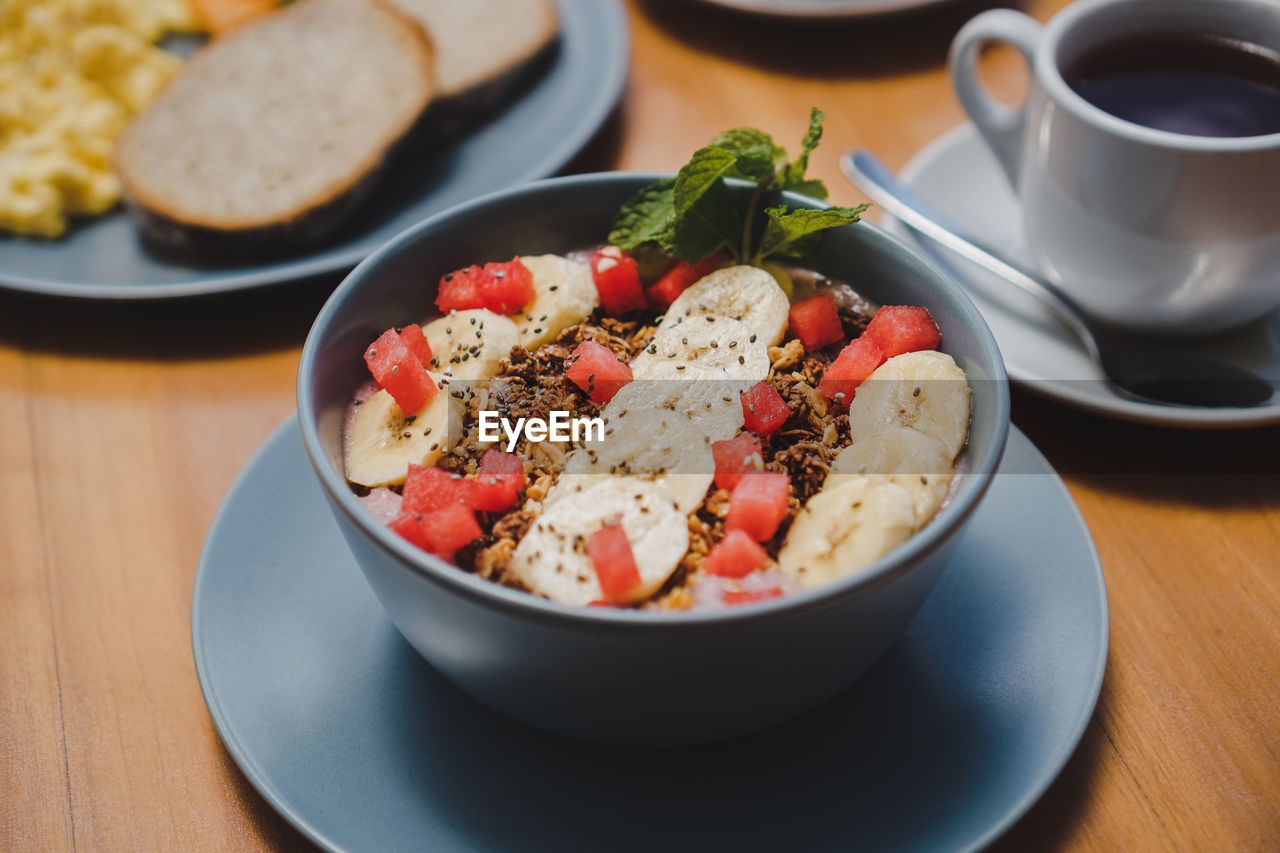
[608, 108, 870, 267]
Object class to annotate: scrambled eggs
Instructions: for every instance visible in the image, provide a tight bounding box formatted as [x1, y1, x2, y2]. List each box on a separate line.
[0, 0, 201, 237]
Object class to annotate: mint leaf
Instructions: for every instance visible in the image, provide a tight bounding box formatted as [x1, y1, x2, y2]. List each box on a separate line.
[608, 109, 863, 266]
[800, 107, 825, 156]
[610, 163, 738, 262]
[667, 180, 740, 262]
[754, 203, 870, 262]
[708, 127, 783, 183]
[608, 179, 676, 250]
[778, 107, 829, 199]
[673, 147, 739, 217]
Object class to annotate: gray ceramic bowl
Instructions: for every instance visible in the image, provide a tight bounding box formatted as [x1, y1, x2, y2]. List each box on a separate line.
[298, 172, 1010, 744]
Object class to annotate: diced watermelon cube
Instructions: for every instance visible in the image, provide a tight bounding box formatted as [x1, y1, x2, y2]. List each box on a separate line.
[587, 522, 643, 604]
[863, 305, 942, 357]
[590, 246, 647, 315]
[704, 530, 769, 578]
[401, 465, 476, 516]
[726, 471, 790, 542]
[817, 335, 885, 405]
[398, 323, 433, 368]
[723, 586, 783, 605]
[565, 340, 633, 403]
[474, 449, 525, 513]
[436, 259, 536, 315]
[389, 502, 482, 561]
[788, 291, 845, 351]
[712, 432, 764, 491]
[741, 381, 790, 435]
[693, 251, 726, 275]
[435, 265, 487, 313]
[477, 258, 535, 314]
[645, 270, 686, 311]
[364, 328, 437, 414]
[645, 252, 725, 309]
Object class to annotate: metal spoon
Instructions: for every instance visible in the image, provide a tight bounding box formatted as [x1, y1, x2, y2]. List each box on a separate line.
[840, 148, 1275, 409]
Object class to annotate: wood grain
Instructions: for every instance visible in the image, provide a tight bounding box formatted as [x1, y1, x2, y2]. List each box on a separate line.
[2, 0, 1278, 849]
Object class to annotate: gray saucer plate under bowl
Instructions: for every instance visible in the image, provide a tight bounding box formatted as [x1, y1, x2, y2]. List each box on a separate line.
[192, 418, 1108, 853]
[0, 0, 626, 301]
[884, 123, 1280, 429]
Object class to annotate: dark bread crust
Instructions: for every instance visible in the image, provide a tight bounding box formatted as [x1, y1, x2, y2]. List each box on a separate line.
[124, 156, 388, 261]
[417, 31, 560, 141]
[115, 0, 436, 260]
[391, 0, 561, 141]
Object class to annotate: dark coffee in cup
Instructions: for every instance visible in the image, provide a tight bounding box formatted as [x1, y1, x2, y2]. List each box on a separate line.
[1063, 33, 1280, 138]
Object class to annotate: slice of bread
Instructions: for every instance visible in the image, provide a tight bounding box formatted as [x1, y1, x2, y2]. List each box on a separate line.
[115, 0, 435, 257]
[387, 0, 560, 134]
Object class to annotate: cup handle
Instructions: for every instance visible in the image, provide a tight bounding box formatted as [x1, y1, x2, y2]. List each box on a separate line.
[948, 10, 1044, 188]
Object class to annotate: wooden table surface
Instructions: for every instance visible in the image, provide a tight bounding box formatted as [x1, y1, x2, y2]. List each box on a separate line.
[3, 0, 1278, 849]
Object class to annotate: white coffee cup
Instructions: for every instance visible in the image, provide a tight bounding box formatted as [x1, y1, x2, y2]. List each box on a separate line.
[949, 0, 1280, 335]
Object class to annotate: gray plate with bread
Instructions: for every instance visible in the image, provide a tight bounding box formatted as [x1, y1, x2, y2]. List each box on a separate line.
[0, 0, 627, 300]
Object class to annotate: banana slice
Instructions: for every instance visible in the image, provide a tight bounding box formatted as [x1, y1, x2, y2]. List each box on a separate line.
[512, 254, 598, 349]
[608, 362, 745, 445]
[557, 405, 715, 515]
[777, 475, 917, 589]
[663, 265, 791, 347]
[509, 477, 689, 607]
[848, 351, 971, 459]
[557, 321, 762, 511]
[344, 378, 464, 488]
[632, 313, 770, 382]
[422, 309, 519, 381]
[829, 428, 954, 526]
